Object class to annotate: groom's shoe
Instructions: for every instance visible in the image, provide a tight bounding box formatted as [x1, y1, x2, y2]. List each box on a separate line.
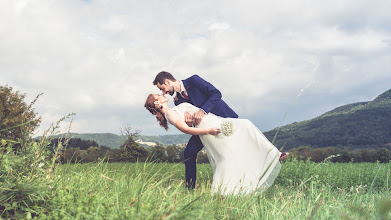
[279, 153, 289, 161]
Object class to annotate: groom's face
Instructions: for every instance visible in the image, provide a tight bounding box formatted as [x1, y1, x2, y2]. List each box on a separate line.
[156, 80, 175, 96]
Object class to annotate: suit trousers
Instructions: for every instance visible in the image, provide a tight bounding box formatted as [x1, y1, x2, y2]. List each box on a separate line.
[184, 135, 204, 189]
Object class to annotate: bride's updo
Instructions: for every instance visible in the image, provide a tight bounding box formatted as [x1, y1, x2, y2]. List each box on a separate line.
[144, 94, 168, 130]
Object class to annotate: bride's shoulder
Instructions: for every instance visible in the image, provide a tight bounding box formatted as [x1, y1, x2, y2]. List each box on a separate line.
[167, 104, 186, 115]
[165, 108, 181, 125]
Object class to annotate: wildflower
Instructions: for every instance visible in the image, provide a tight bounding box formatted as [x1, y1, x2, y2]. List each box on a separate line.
[38, 162, 45, 168]
[58, 175, 61, 178]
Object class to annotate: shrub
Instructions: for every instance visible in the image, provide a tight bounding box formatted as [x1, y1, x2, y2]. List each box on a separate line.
[0, 114, 74, 218]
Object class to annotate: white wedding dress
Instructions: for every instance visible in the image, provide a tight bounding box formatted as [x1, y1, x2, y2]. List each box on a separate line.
[166, 103, 281, 195]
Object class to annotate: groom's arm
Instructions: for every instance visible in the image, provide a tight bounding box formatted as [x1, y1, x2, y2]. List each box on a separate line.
[184, 111, 194, 127]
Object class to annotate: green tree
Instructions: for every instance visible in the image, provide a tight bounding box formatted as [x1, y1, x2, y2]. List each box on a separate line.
[0, 85, 41, 143]
[358, 148, 377, 162]
[196, 150, 209, 163]
[289, 146, 312, 161]
[61, 147, 84, 163]
[119, 136, 150, 162]
[118, 125, 149, 162]
[310, 148, 325, 162]
[84, 146, 106, 162]
[166, 145, 182, 163]
[150, 144, 168, 162]
[376, 148, 391, 163]
[107, 148, 121, 162]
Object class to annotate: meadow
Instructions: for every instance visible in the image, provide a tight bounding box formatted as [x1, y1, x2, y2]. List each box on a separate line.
[24, 160, 391, 219]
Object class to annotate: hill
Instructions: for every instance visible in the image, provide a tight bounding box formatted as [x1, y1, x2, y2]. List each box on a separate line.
[264, 89, 391, 150]
[64, 133, 190, 149]
[58, 89, 391, 150]
[68, 133, 124, 149]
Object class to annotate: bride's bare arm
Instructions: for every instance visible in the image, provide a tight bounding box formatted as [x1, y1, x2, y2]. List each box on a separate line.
[173, 119, 220, 136]
[166, 110, 220, 135]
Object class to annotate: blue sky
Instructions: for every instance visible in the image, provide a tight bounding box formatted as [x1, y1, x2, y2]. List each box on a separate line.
[1, 0, 390, 136]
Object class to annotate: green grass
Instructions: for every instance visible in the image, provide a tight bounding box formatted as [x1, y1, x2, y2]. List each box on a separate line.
[30, 161, 391, 219]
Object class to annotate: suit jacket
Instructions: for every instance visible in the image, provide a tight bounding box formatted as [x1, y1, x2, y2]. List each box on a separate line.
[174, 75, 238, 118]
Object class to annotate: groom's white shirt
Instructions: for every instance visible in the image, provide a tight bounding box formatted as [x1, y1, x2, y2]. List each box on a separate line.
[179, 80, 188, 98]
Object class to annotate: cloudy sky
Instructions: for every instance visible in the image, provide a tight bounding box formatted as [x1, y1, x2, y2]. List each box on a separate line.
[1, 0, 390, 136]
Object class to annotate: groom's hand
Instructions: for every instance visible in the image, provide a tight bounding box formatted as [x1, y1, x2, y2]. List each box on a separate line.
[184, 111, 194, 127]
[193, 110, 205, 126]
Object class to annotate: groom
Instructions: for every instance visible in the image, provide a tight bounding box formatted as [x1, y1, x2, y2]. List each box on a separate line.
[153, 71, 238, 189]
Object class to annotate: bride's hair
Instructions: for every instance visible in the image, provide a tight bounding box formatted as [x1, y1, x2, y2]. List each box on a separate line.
[144, 94, 168, 130]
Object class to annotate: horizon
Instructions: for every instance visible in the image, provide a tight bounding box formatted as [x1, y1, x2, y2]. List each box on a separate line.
[45, 86, 390, 137]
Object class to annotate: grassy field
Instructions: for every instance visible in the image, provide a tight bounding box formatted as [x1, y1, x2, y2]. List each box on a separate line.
[27, 160, 390, 219]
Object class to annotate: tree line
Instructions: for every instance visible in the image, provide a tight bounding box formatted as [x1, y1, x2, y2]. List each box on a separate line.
[53, 135, 209, 163]
[55, 136, 391, 163]
[288, 146, 391, 163]
[1, 84, 390, 164]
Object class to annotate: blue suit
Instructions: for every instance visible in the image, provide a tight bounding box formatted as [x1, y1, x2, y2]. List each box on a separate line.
[174, 75, 238, 189]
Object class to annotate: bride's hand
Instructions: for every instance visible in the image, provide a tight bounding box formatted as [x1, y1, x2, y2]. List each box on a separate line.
[208, 128, 221, 136]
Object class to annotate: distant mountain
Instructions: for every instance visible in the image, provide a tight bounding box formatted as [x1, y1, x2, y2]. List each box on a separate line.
[264, 89, 391, 150]
[61, 89, 391, 150]
[68, 133, 124, 149]
[65, 133, 190, 149]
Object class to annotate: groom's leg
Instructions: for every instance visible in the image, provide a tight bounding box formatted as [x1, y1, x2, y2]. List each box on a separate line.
[184, 135, 204, 189]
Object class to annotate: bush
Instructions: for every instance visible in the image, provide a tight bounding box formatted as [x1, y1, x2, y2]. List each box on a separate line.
[0, 85, 41, 143]
[0, 114, 74, 218]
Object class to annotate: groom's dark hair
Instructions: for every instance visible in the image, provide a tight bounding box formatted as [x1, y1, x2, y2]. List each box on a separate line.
[153, 71, 176, 85]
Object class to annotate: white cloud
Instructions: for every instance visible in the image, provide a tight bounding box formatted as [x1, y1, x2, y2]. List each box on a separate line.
[208, 22, 230, 31]
[1, 0, 390, 135]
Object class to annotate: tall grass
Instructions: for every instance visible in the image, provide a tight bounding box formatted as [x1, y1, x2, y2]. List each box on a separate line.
[2, 129, 391, 219]
[276, 158, 391, 190]
[0, 114, 74, 219]
[1, 111, 391, 219]
[29, 161, 390, 219]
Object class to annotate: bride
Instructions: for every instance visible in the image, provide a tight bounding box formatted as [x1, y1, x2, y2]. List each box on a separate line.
[145, 94, 283, 195]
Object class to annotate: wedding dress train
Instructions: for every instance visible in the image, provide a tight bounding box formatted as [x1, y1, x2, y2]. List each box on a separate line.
[166, 103, 281, 195]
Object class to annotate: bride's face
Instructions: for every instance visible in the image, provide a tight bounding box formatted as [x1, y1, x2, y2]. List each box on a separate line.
[154, 94, 169, 105]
